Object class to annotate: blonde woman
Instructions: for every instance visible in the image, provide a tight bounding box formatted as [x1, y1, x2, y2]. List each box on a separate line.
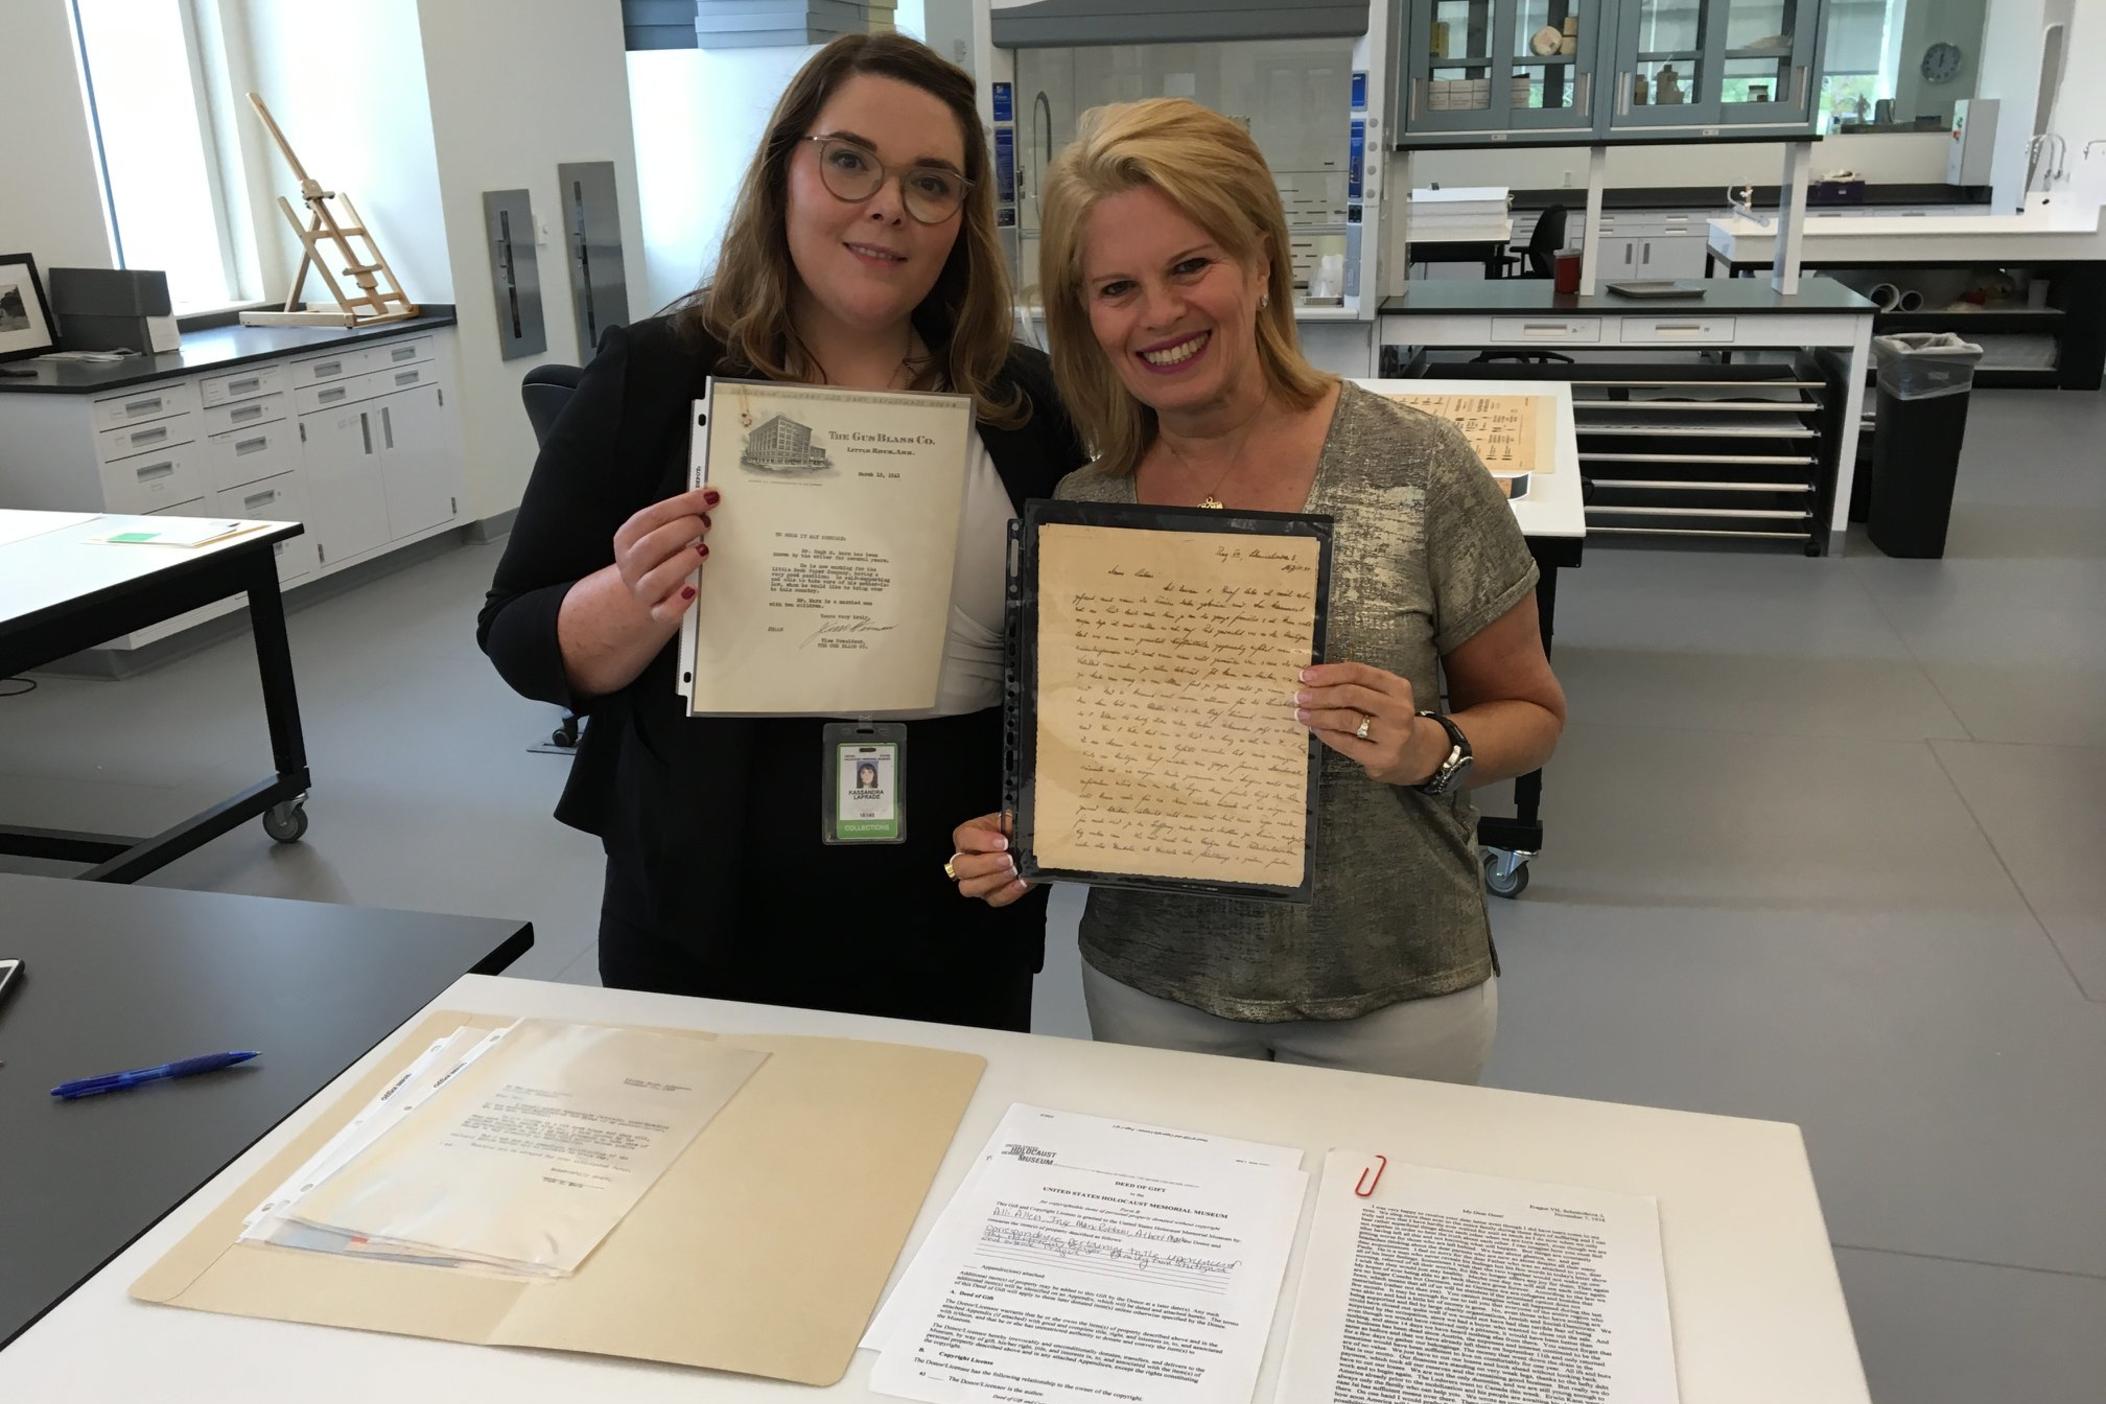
[948, 99, 1565, 1080]
[480, 35, 1085, 1030]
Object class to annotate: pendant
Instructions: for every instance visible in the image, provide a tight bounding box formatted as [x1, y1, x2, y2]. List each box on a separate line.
[1198, 495, 1225, 510]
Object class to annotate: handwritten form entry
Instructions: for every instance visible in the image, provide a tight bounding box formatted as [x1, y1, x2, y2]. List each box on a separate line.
[1032, 523, 1320, 888]
[1383, 392, 1553, 477]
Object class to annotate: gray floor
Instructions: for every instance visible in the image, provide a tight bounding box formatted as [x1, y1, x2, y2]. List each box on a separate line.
[5, 388, 2102, 1400]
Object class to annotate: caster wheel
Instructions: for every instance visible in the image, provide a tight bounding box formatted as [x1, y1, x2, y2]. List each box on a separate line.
[1482, 850, 1530, 899]
[551, 727, 578, 749]
[263, 800, 309, 844]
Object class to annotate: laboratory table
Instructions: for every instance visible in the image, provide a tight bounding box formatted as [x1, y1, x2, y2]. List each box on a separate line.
[0, 972, 1870, 1402]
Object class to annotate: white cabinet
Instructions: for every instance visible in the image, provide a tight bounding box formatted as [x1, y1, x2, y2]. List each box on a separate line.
[299, 401, 394, 566]
[372, 385, 456, 538]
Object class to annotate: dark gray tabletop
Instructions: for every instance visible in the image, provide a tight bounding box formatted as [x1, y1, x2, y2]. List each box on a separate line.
[0, 308, 458, 394]
[1378, 276, 1875, 316]
[0, 875, 531, 1346]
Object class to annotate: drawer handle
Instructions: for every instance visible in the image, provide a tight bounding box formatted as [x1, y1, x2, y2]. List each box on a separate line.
[1520, 323, 1574, 334]
[129, 424, 170, 445]
[123, 395, 163, 415]
[229, 376, 260, 393]
[314, 360, 342, 376]
[135, 461, 177, 481]
[230, 403, 264, 421]
[1653, 322, 1708, 331]
[393, 370, 419, 385]
[243, 490, 278, 510]
[318, 386, 347, 402]
[391, 345, 415, 361]
[235, 435, 269, 455]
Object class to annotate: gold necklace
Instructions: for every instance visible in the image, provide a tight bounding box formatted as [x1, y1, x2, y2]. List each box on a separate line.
[1162, 410, 1265, 509]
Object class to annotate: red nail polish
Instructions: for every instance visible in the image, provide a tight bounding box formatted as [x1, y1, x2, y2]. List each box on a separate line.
[681, 585, 696, 600]
[696, 543, 710, 559]
[704, 490, 721, 507]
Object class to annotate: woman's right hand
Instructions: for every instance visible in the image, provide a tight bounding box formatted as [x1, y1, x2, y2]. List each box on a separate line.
[950, 812, 1033, 907]
[613, 486, 720, 624]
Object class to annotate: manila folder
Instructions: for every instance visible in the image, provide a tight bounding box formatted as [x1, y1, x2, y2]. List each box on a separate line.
[130, 1009, 986, 1385]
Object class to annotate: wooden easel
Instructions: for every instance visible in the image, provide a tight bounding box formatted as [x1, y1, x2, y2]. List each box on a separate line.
[239, 92, 420, 329]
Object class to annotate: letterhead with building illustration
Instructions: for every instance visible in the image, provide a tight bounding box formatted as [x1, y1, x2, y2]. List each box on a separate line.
[678, 379, 976, 716]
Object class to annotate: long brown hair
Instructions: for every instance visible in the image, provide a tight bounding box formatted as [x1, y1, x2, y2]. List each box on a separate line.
[1039, 98, 1331, 474]
[680, 33, 1024, 426]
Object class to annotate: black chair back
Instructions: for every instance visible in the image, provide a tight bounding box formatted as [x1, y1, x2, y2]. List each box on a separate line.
[1525, 205, 1568, 279]
[521, 363, 585, 448]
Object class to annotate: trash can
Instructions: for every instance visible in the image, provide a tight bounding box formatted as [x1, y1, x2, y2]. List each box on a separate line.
[1866, 332, 1983, 558]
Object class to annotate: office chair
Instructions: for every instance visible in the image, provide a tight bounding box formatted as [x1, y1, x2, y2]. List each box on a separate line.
[520, 363, 586, 749]
[1498, 204, 1568, 279]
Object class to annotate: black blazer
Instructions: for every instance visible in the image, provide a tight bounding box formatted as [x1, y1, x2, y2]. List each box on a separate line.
[477, 315, 1084, 911]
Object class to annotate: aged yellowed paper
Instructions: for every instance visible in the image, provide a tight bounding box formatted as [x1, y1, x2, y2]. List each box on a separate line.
[1384, 391, 1556, 477]
[1031, 522, 1319, 888]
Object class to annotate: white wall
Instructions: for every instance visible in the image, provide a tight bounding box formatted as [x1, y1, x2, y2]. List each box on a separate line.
[1891, 0, 1986, 125]
[0, 0, 114, 272]
[1399, 130, 1956, 193]
[234, 0, 451, 302]
[417, 0, 647, 522]
[627, 43, 820, 316]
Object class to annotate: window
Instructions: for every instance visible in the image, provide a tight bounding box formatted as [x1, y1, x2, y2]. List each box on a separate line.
[72, 0, 246, 312]
[1816, 0, 1985, 134]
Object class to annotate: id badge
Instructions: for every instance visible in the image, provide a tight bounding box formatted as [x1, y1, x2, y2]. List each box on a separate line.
[822, 722, 907, 845]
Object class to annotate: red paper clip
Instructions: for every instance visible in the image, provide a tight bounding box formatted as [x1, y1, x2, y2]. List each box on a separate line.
[1354, 1154, 1388, 1198]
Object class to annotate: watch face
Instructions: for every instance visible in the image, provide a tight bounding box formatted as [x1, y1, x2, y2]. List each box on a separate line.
[1921, 41, 1963, 83]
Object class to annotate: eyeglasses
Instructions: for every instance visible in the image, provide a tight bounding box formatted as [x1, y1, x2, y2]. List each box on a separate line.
[802, 135, 971, 225]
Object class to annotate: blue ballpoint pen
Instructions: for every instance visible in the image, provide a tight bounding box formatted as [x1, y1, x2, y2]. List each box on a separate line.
[50, 1050, 259, 1100]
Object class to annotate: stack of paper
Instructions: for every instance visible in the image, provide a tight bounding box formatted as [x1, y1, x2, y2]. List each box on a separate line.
[1407, 186, 1514, 243]
[862, 1104, 1309, 1404]
[240, 1019, 767, 1277]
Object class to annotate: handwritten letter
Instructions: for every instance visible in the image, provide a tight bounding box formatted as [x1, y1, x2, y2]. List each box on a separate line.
[1033, 523, 1320, 888]
[1384, 392, 1553, 477]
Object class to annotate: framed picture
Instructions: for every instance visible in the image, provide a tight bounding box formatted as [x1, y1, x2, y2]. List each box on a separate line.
[0, 253, 58, 363]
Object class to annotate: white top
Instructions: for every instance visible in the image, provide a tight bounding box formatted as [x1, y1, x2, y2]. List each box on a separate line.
[0, 973, 1870, 1404]
[928, 432, 1010, 717]
[1349, 378, 1587, 541]
[1709, 194, 2106, 264]
[0, 511, 291, 627]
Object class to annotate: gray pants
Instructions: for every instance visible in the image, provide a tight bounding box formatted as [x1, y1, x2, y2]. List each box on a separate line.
[1081, 962, 1498, 1084]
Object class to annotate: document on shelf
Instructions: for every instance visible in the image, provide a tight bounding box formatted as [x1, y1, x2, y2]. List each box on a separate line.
[867, 1103, 1308, 1404]
[1379, 391, 1556, 477]
[678, 378, 975, 716]
[281, 1020, 768, 1276]
[1276, 1150, 1681, 1404]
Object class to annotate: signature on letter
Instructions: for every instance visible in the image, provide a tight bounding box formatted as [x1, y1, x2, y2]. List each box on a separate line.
[802, 614, 898, 648]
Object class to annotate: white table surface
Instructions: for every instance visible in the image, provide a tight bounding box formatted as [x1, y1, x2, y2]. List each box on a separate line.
[1709, 195, 2106, 263]
[1353, 377, 1586, 541]
[0, 974, 1869, 1403]
[0, 510, 296, 628]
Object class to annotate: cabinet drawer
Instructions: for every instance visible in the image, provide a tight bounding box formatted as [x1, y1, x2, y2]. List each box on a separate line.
[367, 361, 435, 397]
[91, 381, 198, 431]
[369, 335, 433, 370]
[203, 418, 298, 492]
[1490, 316, 1601, 343]
[198, 364, 284, 406]
[96, 414, 196, 466]
[100, 442, 205, 514]
[288, 347, 361, 386]
[296, 377, 363, 414]
[202, 391, 288, 437]
[1618, 316, 1738, 344]
[295, 361, 437, 414]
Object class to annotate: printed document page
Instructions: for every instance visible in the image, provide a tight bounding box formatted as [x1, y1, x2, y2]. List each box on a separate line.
[283, 1021, 767, 1276]
[1276, 1151, 1681, 1403]
[868, 1104, 1307, 1404]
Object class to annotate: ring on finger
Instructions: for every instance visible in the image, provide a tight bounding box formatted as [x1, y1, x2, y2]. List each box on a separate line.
[943, 855, 960, 881]
[1354, 715, 1372, 742]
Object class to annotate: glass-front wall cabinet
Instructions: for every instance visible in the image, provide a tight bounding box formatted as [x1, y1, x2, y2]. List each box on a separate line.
[1012, 38, 1357, 311]
[1608, 0, 1821, 131]
[1395, 0, 1825, 142]
[1404, 0, 1606, 136]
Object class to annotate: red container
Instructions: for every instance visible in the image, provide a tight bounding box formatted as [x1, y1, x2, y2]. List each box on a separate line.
[1554, 252, 1582, 294]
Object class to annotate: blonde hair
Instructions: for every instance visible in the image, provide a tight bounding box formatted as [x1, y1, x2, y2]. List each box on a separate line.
[679, 34, 1024, 426]
[1038, 98, 1332, 474]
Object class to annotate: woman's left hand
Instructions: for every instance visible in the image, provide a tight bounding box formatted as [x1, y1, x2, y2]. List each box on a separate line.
[1295, 661, 1445, 786]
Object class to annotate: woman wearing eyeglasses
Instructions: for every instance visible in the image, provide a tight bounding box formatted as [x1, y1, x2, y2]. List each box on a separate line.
[479, 35, 1084, 1030]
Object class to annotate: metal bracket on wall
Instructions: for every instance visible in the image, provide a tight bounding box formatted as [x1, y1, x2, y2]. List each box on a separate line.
[482, 189, 547, 361]
[557, 161, 631, 359]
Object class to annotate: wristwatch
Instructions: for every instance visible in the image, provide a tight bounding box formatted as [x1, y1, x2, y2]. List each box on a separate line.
[1414, 711, 1473, 796]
